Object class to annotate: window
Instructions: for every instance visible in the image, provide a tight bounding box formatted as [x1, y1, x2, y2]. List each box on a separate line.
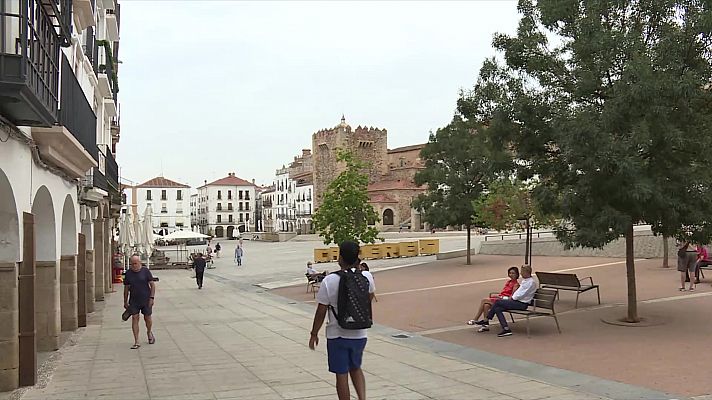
[239, 190, 243, 200]
[228, 203, 233, 211]
[218, 190, 222, 200]
[246, 213, 250, 221]
[160, 222, 168, 227]
[228, 215, 233, 222]
[239, 202, 243, 211]
[176, 222, 184, 227]
[217, 203, 222, 211]
[245, 192, 250, 200]
[217, 215, 222, 223]
[146, 190, 152, 200]
[246, 203, 250, 211]
[228, 190, 232, 200]
[177, 190, 183, 200]
[161, 203, 167, 214]
[239, 213, 243, 222]
[161, 190, 167, 200]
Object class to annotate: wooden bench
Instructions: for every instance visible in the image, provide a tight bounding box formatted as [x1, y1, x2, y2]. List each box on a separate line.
[536, 271, 601, 308]
[507, 288, 561, 337]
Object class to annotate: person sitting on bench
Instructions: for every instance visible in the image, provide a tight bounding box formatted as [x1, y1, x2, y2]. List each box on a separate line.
[693, 244, 712, 284]
[474, 264, 537, 337]
[467, 266, 520, 326]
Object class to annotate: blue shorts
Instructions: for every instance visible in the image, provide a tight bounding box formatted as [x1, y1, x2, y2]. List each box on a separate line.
[128, 302, 152, 316]
[326, 338, 367, 374]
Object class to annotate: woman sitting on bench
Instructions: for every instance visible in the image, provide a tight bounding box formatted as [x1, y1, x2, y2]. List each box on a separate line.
[466, 266, 520, 326]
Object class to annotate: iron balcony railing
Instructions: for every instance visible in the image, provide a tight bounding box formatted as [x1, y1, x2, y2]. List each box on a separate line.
[104, 147, 119, 191]
[59, 53, 98, 160]
[92, 167, 108, 192]
[83, 25, 98, 73]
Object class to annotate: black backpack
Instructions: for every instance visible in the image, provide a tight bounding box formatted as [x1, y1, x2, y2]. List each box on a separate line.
[329, 269, 372, 330]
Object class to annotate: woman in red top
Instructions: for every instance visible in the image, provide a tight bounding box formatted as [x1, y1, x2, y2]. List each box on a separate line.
[467, 266, 520, 326]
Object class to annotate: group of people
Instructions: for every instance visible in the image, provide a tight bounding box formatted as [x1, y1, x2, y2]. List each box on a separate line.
[466, 264, 537, 337]
[676, 241, 711, 291]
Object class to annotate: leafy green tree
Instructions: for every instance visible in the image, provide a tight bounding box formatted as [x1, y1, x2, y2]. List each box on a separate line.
[413, 115, 511, 265]
[473, 178, 557, 232]
[313, 150, 381, 245]
[467, 0, 712, 322]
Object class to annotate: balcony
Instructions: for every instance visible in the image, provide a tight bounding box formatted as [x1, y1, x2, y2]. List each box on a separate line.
[104, 98, 117, 117]
[104, 147, 119, 191]
[74, 0, 95, 30]
[0, 0, 65, 127]
[105, 10, 119, 42]
[31, 54, 98, 179]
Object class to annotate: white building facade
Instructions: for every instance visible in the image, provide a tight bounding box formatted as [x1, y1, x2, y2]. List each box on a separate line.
[125, 177, 190, 235]
[190, 193, 199, 230]
[197, 173, 257, 238]
[294, 182, 314, 234]
[260, 187, 275, 232]
[0, 0, 123, 390]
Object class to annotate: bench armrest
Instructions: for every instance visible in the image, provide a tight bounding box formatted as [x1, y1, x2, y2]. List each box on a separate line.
[579, 276, 594, 286]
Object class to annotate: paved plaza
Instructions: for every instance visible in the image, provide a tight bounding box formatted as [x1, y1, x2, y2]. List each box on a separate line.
[11, 237, 688, 400]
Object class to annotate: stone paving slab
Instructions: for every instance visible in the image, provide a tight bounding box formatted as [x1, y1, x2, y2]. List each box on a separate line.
[17, 270, 627, 400]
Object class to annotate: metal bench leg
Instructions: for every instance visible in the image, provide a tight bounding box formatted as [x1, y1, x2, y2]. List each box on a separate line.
[526, 315, 530, 338]
[553, 315, 562, 334]
[596, 287, 601, 305]
[509, 312, 515, 324]
[575, 292, 580, 309]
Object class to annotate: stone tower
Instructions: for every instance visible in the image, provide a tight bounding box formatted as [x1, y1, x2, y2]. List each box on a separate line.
[312, 116, 388, 207]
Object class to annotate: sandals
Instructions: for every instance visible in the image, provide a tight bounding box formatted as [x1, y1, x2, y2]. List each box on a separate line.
[679, 287, 686, 291]
[130, 344, 140, 349]
[148, 333, 156, 345]
[466, 320, 477, 326]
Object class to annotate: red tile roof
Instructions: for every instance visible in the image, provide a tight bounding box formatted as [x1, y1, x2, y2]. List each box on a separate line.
[200, 174, 255, 188]
[369, 193, 398, 203]
[137, 177, 190, 188]
[368, 179, 425, 191]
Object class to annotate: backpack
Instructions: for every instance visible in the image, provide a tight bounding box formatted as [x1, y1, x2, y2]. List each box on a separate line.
[329, 269, 372, 330]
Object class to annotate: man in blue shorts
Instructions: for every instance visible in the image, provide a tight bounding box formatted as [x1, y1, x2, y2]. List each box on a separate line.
[123, 255, 156, 349]
[309, 241, 375, 400]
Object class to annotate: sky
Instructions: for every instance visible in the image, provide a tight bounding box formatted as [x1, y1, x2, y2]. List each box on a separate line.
[117, 0, 521, 189]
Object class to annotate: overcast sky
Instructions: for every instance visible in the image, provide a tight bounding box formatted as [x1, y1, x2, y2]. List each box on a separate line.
[117, 0, 521, 189]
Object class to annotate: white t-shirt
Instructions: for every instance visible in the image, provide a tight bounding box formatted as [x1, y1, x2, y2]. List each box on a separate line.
[315, 269, 375, 340]
[306, 266, 318, 275]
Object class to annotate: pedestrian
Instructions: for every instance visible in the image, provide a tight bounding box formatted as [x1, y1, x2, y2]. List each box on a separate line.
[677, 241, 698, 291]
[234, 246, 244, 266]
[215, 242, 221, 258]
[474, 264, 537, 337]
[206, 244, 213, 258]
[192, 252, 206, 289]
[121, 255, 156, 349]
[309, 241, 375, 400]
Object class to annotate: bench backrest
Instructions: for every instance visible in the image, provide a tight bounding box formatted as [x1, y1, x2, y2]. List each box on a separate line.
[532, 288, 557, 310]
[536, 271, 580, 288]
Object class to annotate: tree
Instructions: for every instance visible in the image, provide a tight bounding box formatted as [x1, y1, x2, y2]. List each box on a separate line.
[467, 0, 712, 322]
[313, 150, 381, 245]
[413, 115, 511, 265]
[473, 178, 557, 232]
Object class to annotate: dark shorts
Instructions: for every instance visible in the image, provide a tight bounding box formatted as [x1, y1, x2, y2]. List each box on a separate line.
[128, 302, 152, 316]
[326, 338, 367, 374]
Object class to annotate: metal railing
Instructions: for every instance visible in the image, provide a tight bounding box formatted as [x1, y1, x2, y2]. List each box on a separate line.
[104, 147, 119, 190]
[59, 53, 98, 160]
[483, 230, 556, 242]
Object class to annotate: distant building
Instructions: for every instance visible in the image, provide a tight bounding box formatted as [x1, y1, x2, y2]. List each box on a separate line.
[125, 177, 191, 235]
[190, 193, 199, 230]
[197, 173, 257, 238]
[260, 186, 275, 232]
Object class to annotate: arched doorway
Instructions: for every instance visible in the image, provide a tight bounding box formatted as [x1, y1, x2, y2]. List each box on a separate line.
[32, 186, 59, 351]
[237, 224, 246, 233]
[227, 226, 235, 238]
[215, 226, 224, 238]
[383, 209, 394, 226]
[60, 195, 78, 332]
[0, 168, 19, 391]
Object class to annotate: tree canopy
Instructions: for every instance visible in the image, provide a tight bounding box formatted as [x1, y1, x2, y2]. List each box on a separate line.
[312, 150, 381, 245]
[464, 0, 712, 322]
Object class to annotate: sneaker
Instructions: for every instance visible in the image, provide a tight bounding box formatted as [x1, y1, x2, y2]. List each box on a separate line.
[477, 326, 489, 333]
[497, 329, 513, 337]
[474, 319, 488, 326]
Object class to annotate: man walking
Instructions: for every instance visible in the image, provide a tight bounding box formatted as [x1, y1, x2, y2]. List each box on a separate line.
[122, 255, 156, 349]
[234, 245, 244, 266]
[309, 241, 375, 400]
[475, 264, 537, 337]
[192, 253, 207, 289]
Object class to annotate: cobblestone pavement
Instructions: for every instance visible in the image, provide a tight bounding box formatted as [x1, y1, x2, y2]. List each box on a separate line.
[16, 269, 622, 400]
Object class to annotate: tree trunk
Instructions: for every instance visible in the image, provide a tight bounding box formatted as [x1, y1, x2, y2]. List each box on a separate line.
[662, 235, 669, 268]
[466, 225, 471, 265]
[625, 222, 639, 323]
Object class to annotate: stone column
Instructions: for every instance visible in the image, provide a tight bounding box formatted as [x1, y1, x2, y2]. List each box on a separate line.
[59, 255, 78, 332]
[93, 218, 104, 302]
[85, 250, 95, 312]
[35, 260, 59, 351]
[103, 218, 112, 293]
[0, 262, 19, 391]
[411, 209, 421, 232]
[19, 212, 36, 387]
[77, 234, 86, 327]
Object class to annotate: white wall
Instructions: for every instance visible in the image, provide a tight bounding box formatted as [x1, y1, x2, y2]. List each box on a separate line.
[133, 187, 190, 231]
[197, 184, 257, 235]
